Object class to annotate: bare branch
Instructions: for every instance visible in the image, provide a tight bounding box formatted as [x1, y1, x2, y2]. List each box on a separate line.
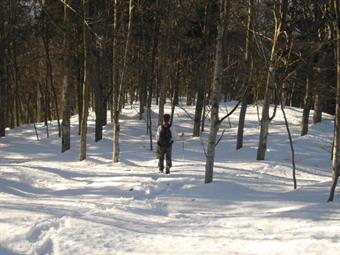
[215, 129, 225, 146]
[218, 86, 249, 124]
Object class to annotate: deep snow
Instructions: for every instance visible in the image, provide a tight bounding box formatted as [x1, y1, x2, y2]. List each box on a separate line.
[0, 103, 339, 255]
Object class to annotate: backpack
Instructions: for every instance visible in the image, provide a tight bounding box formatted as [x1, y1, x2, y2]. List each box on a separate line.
[158, 125, 172, 147]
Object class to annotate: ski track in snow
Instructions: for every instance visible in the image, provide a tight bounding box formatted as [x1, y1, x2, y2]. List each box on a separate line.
[0, 103, 339, 254]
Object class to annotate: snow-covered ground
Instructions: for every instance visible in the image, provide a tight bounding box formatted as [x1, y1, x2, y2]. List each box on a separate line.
[0, 103, 339, 255]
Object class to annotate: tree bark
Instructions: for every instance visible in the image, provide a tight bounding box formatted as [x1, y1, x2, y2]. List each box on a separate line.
[112, 0, 119, 162]
[193, 68, 206, 137]
[301, 61, 313, 136]
[147, 0, 161, 151]
[193, 2, 211, 137]
[91, 2, 106, 143]
[313, 67, 323, 124]
[113, 0, 133, 163]
[328, 0, 340, 202]
[205, 0, 229, 184]
[0, 11, 6, 137]
[158, 0, 170, 126]
[61, 0, 73, 153]
[257, 0, 287, 160]
[10, 0, 21, 127]
[42, 17, 61, 137]
[236, 0, 254, 150]
[80, 0, 89, 161]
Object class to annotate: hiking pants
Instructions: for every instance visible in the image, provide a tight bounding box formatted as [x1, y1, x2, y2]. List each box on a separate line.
[158, 145, 172, 170]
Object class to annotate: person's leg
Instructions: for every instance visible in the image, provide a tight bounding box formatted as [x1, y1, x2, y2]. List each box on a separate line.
[158, 147, 165, 172]
[165, 146, 172, 174]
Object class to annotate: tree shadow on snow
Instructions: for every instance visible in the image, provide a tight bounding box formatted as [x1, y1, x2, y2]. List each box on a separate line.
[0, 246, 23, 255]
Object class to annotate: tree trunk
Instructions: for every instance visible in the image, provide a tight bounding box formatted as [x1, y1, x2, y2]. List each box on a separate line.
[13, 39, 20, 127]
[193, 3, 211, 137]
[138, 49, 146, 120]
[112, 0, 118, 162]
[301, 61, 313, 136]
[328, 0, 340, 202]
[8, 78, 14, 129]
[113, 0, 133, 163]
[92, 2, 106, 142]
[205, 0, 229, 184]
[10, 0, 21, 128]
[313, 67, 323, 124]
[80, 0, 89, 161]
[313, 92, 322, 124]
[201, 91, 208, 133]
[236, 0, 254, 150]
[61, 0, 73, 152]
[147, 1, 160, 151]
[257, 0, 286, 160]
[0, 12, 5, 137]
[193, 69, 205, 137]
[0, 5, 6, 132]
[93, 58, 105, 142]
[77, 62, 83, 136]
[280, 88, 297, 189]
[42, 21, 61, 136]
[158, 65, 166, 125]
[158, 0, 170, 126]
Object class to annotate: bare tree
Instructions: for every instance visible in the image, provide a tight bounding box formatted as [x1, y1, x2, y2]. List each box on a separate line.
[157, 0, 170, 126]
[113, 0, 133, 163]
[328, 0, 340, 202]
[257, 0, 288, 160]
[236, 0, 254, 150]
[79, 0, 89, 161]
[0, 6, 6, 137]
[300, 60, 313, 136]
[193, 2, 212, 137]
[61, 0, 73, 153]
[205, 0, 229, 184]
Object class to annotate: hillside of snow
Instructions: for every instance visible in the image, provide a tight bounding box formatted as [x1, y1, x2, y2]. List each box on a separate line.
[0, 103, 339, 255]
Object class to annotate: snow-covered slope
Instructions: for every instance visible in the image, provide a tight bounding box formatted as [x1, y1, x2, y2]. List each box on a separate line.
[0, 103, 339, 255]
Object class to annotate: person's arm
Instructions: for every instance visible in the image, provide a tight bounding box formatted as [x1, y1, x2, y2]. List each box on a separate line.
[155, 126, 161, 142]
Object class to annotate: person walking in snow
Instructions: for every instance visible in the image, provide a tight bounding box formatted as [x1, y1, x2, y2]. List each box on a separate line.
[156, 113, 176, 174]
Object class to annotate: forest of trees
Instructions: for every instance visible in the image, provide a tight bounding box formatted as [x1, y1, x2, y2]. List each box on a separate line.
[0, 0, 339, 200]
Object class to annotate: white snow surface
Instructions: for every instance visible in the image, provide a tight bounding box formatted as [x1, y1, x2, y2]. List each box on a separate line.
[0, 103, 339, 255]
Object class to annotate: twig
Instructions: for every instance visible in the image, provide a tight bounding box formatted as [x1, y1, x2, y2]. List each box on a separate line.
[215, 129, 226, 146]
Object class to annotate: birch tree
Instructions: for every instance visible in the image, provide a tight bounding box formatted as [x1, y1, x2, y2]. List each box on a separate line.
[205, 0, 229, 184]
[113, 0, 133, 163]
[257, 0, 288, 160]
